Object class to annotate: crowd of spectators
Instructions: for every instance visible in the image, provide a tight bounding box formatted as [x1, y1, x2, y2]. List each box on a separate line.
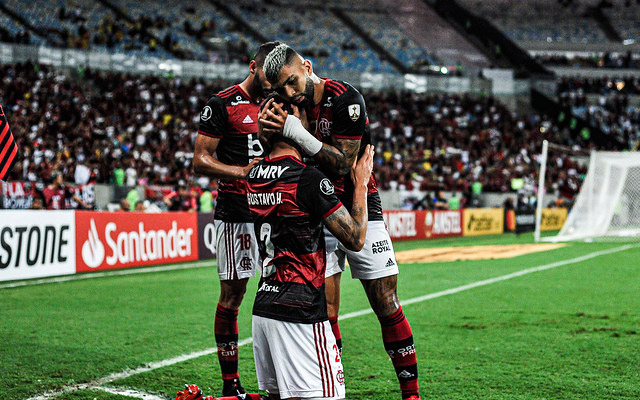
[3, 62, 627, 211]
[0, 62, 229, 191]
[559, 91, 640, 150]
[536, 52, 640, 70]
[56, 6, 178, 56]
[557, 76, 640, 95]
[365, 90, 590, 201]
[557, 75, 640, 149]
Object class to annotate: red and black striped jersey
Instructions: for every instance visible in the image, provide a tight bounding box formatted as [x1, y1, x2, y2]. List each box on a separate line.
[0, 104, 18, 182]
[197, 85, 264, 222]
[306, 79, 383, 220]
[43, 185, 72, 210]
[246, 155, 342, 324]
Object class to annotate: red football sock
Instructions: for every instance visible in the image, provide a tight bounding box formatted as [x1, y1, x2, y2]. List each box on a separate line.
[329, 316, 342, 355]
[378, 306, 419, 399]
[214, 304, 239, 380]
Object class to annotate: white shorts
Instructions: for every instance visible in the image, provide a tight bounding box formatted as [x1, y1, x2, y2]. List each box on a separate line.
[214, 220, 260, 280]
[252, 315, 345, 400]
[325, 220, 399, 280]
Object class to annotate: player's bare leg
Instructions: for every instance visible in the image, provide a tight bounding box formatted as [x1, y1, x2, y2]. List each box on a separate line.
[216, 278, 249, 395]
[361, 275, 420, 400]
[325, 272, 343, 355]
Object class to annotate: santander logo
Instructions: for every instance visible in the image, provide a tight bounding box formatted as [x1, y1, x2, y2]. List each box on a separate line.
[79, 217, 194, 268]
[82, 219, 105, 268]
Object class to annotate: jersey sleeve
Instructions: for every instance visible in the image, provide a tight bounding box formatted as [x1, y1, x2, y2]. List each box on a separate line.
[297, 167, 343, 219]
[331, 88, 367, 140]
[197, 95, 228, 138]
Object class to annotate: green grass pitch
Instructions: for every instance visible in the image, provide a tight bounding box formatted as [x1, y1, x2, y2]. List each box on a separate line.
[1, 233, 638, 400]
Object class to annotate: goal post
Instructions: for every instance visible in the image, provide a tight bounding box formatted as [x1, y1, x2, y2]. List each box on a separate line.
[543, 151, 640, 242]
[534, 140, 549, 242]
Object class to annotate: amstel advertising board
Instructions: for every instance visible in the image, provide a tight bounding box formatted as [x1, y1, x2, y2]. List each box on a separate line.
[383, 210, 462, 241]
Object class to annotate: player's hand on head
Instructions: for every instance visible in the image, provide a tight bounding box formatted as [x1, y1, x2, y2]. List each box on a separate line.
[351, 144, 374, 188]
[258, 97, 281, 139]
[259, 101, 288, 135]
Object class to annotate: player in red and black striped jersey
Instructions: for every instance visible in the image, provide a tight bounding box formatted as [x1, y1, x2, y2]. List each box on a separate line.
[192, 41, 281, 397]
[246, 127, 373, 399]
[259, 44, 421, 400]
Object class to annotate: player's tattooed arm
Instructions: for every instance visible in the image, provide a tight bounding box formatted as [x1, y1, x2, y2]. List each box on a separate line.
[193, 134, 260, 180]
[322, 145, 374, 251]
[324, 204, 367, 252]
[315, 137, 360, 176]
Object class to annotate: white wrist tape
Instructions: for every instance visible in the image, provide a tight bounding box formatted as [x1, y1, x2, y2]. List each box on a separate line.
[283, 115, 323, 156]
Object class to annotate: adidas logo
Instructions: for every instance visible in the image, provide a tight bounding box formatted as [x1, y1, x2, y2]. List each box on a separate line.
[398, 370, 414, 379]
[385, 258, 395, 267]
[242, 115, 254, 124]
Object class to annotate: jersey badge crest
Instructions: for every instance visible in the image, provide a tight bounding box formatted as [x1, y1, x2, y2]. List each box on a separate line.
[348, 104, 360, 121]
[201, 106, 212, 121]
[320, 178, 335, 195]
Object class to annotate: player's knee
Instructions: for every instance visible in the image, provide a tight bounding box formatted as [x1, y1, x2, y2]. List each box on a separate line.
[372, 299, 400, 318]
[363, 275, 400, 318]
[219, 282, 248, 309]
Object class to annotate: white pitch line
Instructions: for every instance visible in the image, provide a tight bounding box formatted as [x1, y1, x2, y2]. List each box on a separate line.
[94, 387, 166, 400]
[25, 244, 635, 400]
[0, 260, 212, 290]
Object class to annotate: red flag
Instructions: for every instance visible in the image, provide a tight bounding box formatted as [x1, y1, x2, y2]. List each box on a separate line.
[0, 104, 18, 181]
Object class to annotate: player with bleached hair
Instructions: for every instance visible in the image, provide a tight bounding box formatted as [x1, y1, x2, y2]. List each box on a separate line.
[258, 44, 421, 400]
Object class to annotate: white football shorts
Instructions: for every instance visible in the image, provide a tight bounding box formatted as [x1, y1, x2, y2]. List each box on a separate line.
[213, 220, 259, 280]
[325, 220, 399, 280]
[252, 315, 345, 399]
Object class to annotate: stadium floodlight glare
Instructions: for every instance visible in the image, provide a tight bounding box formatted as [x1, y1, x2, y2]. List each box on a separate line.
[542, 151, 640, 242]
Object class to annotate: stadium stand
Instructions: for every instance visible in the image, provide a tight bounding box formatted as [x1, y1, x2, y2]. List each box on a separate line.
[106, 0, 258, 62]
[603, 1, 640, 41]
[1, 0, 638, 211]
[557, 77, 640, 149]
[457, 0, 609, 44]
[0, 0, 446, 72]
[0, 12, 37, 45]
[2, 0, 175, 57]
[0, 61, 608, 209]
[224, 0, 398, 72]
[535, 52, 640, 69]
[342, 9, 438, 69]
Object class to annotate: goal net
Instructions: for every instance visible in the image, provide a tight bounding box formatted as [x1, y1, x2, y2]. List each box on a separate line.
[543, 151, 640, 242]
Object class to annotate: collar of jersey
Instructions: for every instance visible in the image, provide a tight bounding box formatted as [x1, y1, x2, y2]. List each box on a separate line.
[265, 154, 306, 165]
[236, 84, 258, 104]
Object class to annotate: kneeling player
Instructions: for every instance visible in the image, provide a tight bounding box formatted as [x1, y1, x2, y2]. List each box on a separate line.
[247, 129, 374, 399]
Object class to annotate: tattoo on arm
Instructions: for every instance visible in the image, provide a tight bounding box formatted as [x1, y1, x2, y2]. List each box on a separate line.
[323, 203, 367, 251]
[361, 275, 400, 318]
[315, 138, 360, 176]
